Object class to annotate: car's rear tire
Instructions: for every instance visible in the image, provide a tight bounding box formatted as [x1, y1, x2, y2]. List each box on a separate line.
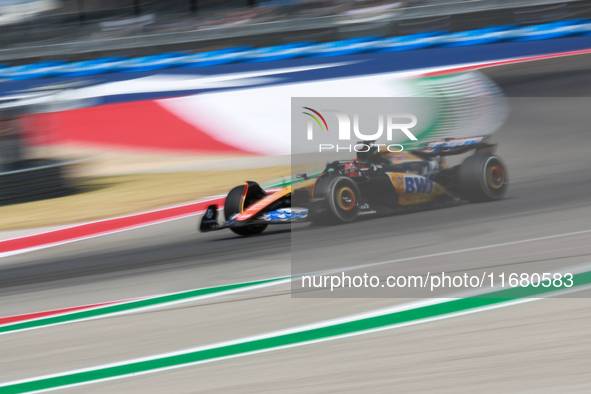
[460, 154, 508, 202]
[224, 183, 268, 236]
[326, 176, 361, 223]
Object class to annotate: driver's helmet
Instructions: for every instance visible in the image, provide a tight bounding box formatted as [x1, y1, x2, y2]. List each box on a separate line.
[344, 160, 360, 177]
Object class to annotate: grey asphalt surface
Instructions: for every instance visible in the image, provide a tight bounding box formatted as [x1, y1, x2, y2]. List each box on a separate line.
[1, 52, 591, 392]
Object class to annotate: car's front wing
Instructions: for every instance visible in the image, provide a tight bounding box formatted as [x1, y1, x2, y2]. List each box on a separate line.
[199, 205, 309, 232]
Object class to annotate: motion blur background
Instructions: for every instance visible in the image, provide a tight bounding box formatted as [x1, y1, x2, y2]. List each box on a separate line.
[1, 0, 591, 392]
[1, 0, 590, 226]
[3, 0, 591, 61]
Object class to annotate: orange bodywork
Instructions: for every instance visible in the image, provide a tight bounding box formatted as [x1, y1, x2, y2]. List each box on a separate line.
[236, 187, 291, 221]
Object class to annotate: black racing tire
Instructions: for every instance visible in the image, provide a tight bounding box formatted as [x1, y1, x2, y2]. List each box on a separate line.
[326, 176, 362, 223]
[460, 154, 508, 202]
[224, 183, 268, 236]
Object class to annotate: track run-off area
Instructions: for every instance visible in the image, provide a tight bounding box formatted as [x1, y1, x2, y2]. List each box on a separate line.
[2, 42, 591, 393]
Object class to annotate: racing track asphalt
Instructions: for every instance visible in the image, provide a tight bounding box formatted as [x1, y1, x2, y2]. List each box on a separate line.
[1, 51, 591, 392]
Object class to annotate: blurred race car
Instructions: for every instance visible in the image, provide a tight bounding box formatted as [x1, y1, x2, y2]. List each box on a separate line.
[199, 136, 508, 236]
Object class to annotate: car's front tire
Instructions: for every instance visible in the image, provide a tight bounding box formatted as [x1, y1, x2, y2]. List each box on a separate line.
[225, 183, 268, 236]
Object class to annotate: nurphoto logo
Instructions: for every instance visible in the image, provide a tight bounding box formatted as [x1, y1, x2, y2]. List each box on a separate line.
[302, 107, 418, 152]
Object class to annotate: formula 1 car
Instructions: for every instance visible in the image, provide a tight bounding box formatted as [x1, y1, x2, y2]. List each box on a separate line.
[199, 136, 508, 236]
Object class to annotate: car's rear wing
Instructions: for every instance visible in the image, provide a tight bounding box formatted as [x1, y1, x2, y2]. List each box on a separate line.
[412, 135, 497, 157]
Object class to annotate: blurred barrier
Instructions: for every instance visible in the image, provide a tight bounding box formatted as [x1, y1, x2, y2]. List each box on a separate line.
[308, 37, 381, 57]
[512, 19, 587, 40]
[375, 31, 447, 52]
[59, 57, 126, 77]
[0, 0, 58, 26]
[99, 14, 155, 31]
[117, 52, 188, 72]
[246, 42, 314, 62]
[179, 47, 252, 67]
[514, 3, 574, 25]
[0, 159, 69, 205]
[2, 18, 591, 81]
[0, 61, 65, 80]
[0, 0, 588, 66]
[441, 26, 515, 47]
